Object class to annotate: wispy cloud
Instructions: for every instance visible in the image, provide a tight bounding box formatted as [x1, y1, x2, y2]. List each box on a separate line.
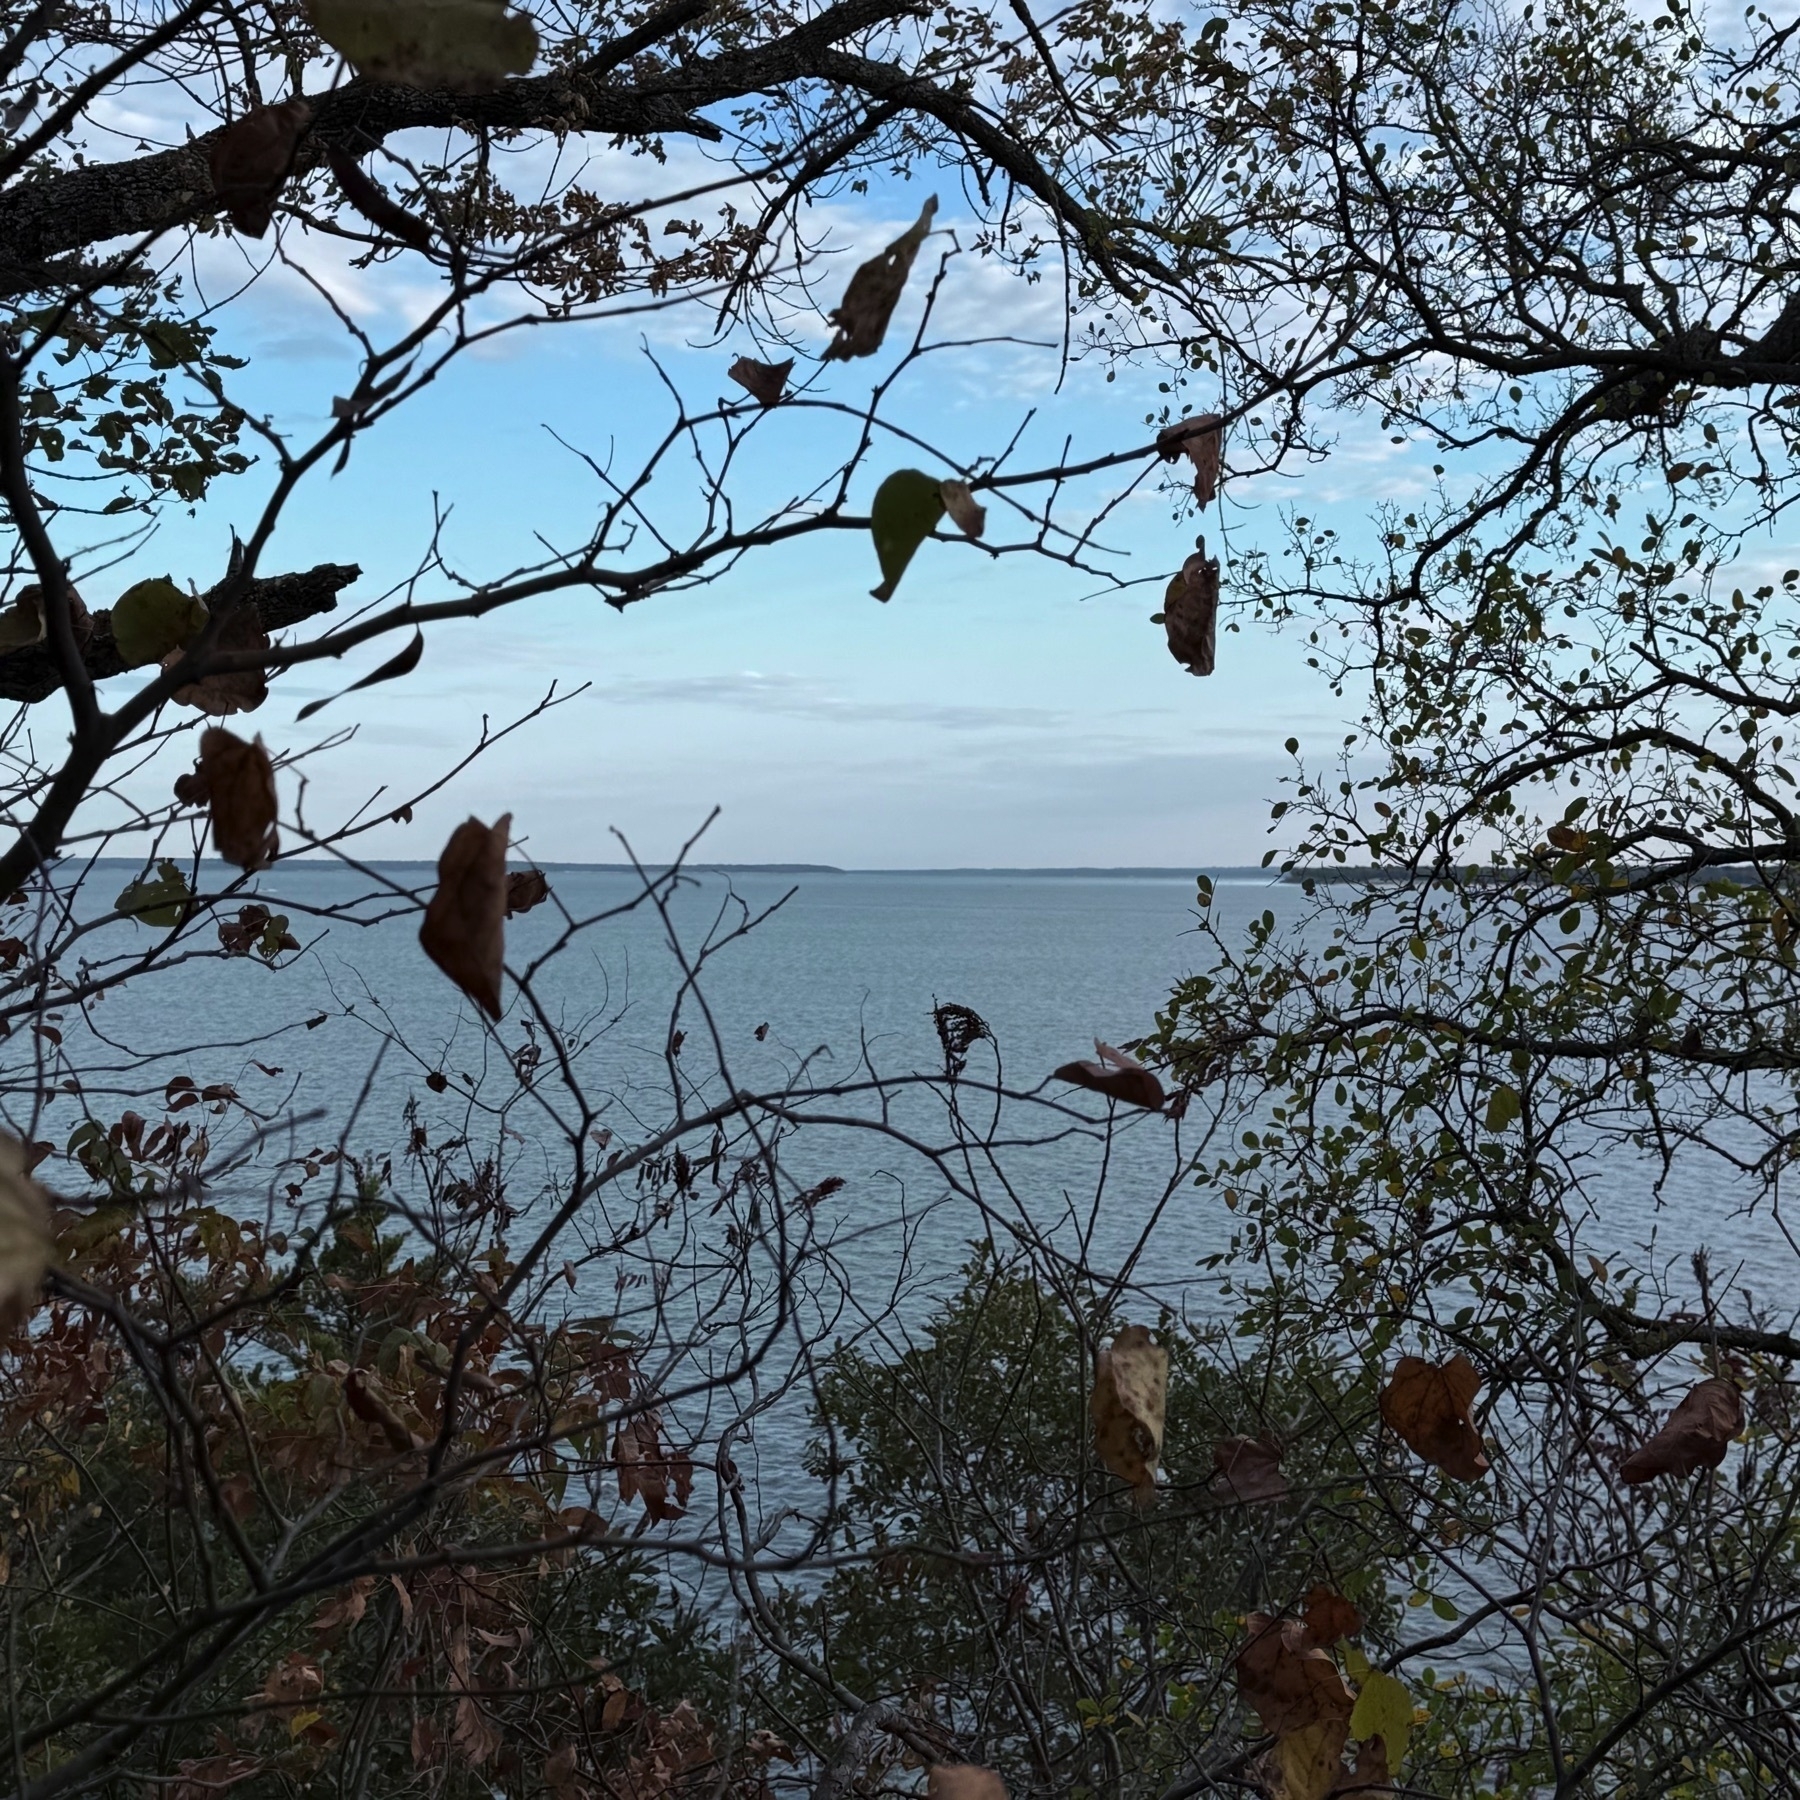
[602, 670, 1069, 732]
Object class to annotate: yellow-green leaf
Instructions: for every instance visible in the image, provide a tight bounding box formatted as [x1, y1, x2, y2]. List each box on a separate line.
[112, 578, 207, 669]
[305, 0, 538, 91]
[1350, 1668, 1413, 1768]
[869, 469, 945, 602]
[115, 859, 193, 929]
[1484, 1083, 1521, 1132]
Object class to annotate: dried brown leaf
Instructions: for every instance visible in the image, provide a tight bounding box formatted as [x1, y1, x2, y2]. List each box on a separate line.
[1379, 1353, 1490, 1481]
[209, 98, 312, 237]
[452, 1693, 502, 1767]
[311, 1574, 374, 1635]
[1054, 1039, 1165, 1111]
[824, 196, 937, 361]
[1236, 1613, 1354, 1737]
[419, 814, 509, 1020]
[505, 868, 550, 917]
[728, 355, 793, 407]
[0, 1133, 52, 1331]
[1158, 413, 1224, 505]
[167, 603, 270, 715]
[199, 728, 278, 872]
[1090, 1323, 1167, 1502]
[614, 1412, 693, 1521]
[1163, 544, 1219, 676]
[544, 1741, 586, 1800]
[940, 478, 986, 538]
[929, 1769, 1008, 1800]
[343, 1368, 420, 1453]
[1301, 1587, 1363, 1649]
[1618, 1376, 1743, 1483]
[328, 148, 436, 250]
[1212, 1435, 1289, 1504]
[1333, 1736, 1394, 1797]
[7, 582, 92, 650]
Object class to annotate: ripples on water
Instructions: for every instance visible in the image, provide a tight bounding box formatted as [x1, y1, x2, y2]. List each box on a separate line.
[25, 863, 1795, 1535]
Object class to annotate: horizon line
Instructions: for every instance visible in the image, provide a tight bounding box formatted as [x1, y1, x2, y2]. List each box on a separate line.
[74, 856, 1277, 877]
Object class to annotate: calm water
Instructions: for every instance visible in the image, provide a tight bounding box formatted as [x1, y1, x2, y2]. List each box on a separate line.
[18, 863, 1796, 1538]
[33, 865, 1252, 1298]
[23, 863, 1793, 1294]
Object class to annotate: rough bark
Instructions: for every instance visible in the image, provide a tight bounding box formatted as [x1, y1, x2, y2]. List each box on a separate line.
[0, 562, 359, 703]
[0, 0, 920, 295]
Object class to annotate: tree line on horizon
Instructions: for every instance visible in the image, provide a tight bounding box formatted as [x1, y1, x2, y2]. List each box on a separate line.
[2, 0, 1799, 1792]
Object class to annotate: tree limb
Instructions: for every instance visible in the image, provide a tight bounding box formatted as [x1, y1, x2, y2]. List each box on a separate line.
[0, 561, 359, 703]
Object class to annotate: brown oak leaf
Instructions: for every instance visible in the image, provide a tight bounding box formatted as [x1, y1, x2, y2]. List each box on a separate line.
[929, 1769, 1008, 1800]
[824, 196, 937, 360]
[1212, 1435, 1289, 1504]
[1163, 544, 1219, 676]
[209, 98, 312, 236]
[1237, 1613, 1354, 1737]
[728, 356, 793, 407]
[1301, 1586, 1363, 1649]
[1619, 1376, 1743, 1483]
[199, 728, 278, 872]
[1054, 1040, 1165, 1111]
[1090, 1323, 1168, 1503]
[1158, 413, 1224, 504]
[505, 868, 550, 916]
[420, 815, 510, 1019]
[1379, 1353, 1490, 1481]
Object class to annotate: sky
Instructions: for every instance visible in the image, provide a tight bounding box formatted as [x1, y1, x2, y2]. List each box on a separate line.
[56, 133, 1400, 871]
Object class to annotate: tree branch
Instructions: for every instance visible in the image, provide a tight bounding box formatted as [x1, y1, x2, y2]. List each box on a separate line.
[0, 561, 358, 703]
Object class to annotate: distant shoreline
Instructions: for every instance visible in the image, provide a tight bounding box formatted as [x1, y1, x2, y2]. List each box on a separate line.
[70, 858, 1275, 879]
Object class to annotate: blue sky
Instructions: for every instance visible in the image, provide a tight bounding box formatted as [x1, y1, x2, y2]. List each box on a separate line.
[72, 162, 1390, 870]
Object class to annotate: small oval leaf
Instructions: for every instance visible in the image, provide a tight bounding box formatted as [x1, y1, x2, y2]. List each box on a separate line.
[869, 469, 946, 602]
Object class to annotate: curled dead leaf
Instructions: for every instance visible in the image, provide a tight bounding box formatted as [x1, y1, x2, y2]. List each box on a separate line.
[0, 1132, 52, 1330]
[1054, 1040, 1164, 1111]
[3, 581, 91, 652]
[419, 815, 510, 1020]
[1333, 1736, 1394, 1797]
[728, 356, 793, 407]
[167, 603, 270, 715]
[209, 98, 312, 237]
[1618, 1376, 1743, 1483]
[1212, 1435, 1289, 1504]
[0, 588, 45, 650]
[344, 1368, 421, 1453]
[328, 148, 436, 251]
[1091, 1323, 1167, 1503]
[939, 478, 986, 539]
[928, 1769, 1008, 1800]
[1379, 1353, 1490, 1481]
[1237, 1613, 1355, 1736]
[1163, 543, 1219, 676]
[614, 1411, 693, 1521]
[824, 195, 937, 361]
[199, 728, 279, 872]
[1158, 413, 1224, 505]
[505, 868, 550, 917]
[1301, 1586, 1363, 1649]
